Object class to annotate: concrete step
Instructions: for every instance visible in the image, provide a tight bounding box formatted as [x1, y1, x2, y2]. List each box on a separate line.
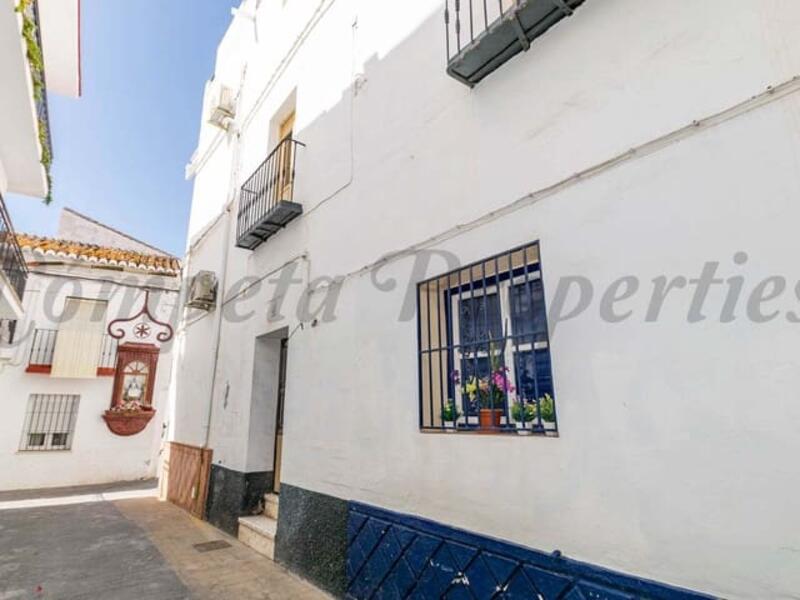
[264, 493, 279, 520]
[238, 515, 277, 560]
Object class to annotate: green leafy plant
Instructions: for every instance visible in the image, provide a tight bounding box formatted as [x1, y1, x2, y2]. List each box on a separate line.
[511, 401, 536, 424]
[538, 393, 556, 423]
[441, 400, 461, 423]
[38, 117, 52, 202]
[17, 2, 44, 97]
[16, 0, 52, 203]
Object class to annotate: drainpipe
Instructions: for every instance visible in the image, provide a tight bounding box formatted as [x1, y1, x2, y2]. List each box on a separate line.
[201, 200, 233, 450]
[201, 66, 248, 452]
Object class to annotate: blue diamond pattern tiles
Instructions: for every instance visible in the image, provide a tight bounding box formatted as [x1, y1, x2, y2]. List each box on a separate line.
[346, 503, 717, 600]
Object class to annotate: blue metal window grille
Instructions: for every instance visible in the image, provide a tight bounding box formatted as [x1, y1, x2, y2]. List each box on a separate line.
[417, 241, 557, 434]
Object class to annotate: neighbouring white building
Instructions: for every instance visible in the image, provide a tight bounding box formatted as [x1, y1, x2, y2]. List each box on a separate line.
[0, 209, 181, 490]
[169, 1, 800, 598]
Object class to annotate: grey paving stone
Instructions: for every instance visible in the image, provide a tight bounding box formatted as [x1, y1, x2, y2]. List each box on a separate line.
[0, 501, 190, 600]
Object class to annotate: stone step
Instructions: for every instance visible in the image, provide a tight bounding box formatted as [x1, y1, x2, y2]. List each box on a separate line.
[264, 493, 279, 519]
[238, 515, 277, 560]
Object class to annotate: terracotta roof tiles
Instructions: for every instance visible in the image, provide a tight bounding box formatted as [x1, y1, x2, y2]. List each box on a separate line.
[16, 234, 181, 276]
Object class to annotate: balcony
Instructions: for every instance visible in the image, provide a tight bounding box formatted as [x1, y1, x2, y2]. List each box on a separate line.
[0, 194, 28, 319]
[25, 0, 53, 167]
[236, 137, 305, 251]
[0, 0, 52, 198]
[27, 328, 119, 376]
[445, 0, 585, 86]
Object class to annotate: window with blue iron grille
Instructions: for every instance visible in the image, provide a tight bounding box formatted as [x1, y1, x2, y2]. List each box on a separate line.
[417, 241, 557, 434]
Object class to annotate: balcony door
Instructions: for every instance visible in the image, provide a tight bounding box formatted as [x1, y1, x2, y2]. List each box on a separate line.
[277, 111, 295, 202]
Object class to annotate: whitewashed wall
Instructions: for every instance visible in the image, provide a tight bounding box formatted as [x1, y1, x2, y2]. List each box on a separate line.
[175, 1, 800, 597]
[0, 264, 179, 490]
[57, 209, 170, 256]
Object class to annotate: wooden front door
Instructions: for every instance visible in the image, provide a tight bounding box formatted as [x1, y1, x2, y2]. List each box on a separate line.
[273, 338, 288, 493]
[277, 112, 295, 201]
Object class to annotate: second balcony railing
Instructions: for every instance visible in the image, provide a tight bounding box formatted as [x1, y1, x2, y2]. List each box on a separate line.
[236, 137, 305, 251]
[27, 329, 119, 376]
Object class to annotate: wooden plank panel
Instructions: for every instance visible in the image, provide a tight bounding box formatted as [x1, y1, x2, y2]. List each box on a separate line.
[165, 442, 212, 519]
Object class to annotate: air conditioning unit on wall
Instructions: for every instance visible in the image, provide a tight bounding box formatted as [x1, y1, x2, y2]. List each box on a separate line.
[207, 82, 237, 130]
[186, 271, 218, 311]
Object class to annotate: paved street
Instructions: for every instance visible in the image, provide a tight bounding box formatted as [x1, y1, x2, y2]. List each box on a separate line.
[0, 498, 327, 600]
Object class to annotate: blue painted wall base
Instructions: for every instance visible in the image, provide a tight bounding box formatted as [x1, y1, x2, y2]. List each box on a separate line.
[346, 502, 716, 599]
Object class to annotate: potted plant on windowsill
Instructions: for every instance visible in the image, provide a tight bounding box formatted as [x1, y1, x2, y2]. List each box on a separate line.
[511, 400, 536, 435]
[441, 400, 461, 432]
[476, 365, 514, 430]
[478, 381, 506, 429]
[455, 356, 515, 432]
[538, 393, 556, 432]
[103, 400, 156, 437]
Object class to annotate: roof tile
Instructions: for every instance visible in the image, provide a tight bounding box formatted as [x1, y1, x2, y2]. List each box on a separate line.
[16, 234, 181, 276]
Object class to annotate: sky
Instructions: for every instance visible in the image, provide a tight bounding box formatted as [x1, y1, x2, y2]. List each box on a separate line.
[6, 0, 241, 257]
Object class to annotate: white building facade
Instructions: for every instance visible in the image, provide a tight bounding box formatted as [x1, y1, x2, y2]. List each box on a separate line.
[171, 1, 800, 598]
[0, 210, 180, 490]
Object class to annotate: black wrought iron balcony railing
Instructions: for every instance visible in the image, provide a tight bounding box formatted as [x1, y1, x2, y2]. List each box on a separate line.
[0, 193, 28, 304]
[236, 137, 305, 251]
[445, 0, 585, 86]
[0, 319, 17, 345]
[27, 328, 119, 375]
[27, 328, 57, 369]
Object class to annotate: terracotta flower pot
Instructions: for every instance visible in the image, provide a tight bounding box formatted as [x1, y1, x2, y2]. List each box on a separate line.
[103, 409, 155, 436]
[479, 409, 503, 430]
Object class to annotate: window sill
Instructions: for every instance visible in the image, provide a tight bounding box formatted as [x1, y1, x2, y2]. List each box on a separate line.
[420, 427, 558, 438]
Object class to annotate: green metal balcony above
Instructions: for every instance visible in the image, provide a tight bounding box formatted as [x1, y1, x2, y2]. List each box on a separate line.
[445, 0, 586, 87]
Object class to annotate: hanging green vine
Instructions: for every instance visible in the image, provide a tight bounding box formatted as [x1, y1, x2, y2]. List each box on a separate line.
[38, 117, 52, 202]
[16, 0, 52, 203]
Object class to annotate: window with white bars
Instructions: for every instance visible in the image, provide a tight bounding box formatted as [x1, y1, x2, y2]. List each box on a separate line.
[19, 394, 80, 451]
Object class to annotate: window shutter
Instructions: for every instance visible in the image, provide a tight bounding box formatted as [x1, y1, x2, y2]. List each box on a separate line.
[50, 299, 107, 378]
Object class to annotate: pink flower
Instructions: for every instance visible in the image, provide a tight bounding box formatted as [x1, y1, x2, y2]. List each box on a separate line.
[491, 370, 515, 393]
